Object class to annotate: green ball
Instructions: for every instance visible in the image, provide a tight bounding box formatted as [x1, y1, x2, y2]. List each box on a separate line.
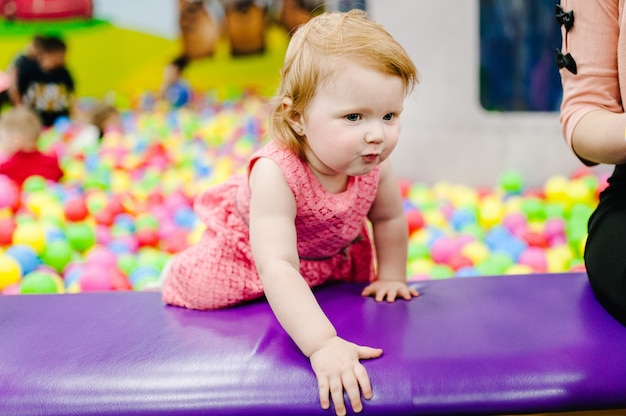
[430, 264, 454, 280]
[65, 222, 96, 252]
[499, 170, 524, 194]
[117, 254, 138, 276]
[41, 239, 73, 273]
[520, 198, 546, 222]
[20, 271, 59, 294]
[408, 242, 430, 260]
[22, 176, 47, 193]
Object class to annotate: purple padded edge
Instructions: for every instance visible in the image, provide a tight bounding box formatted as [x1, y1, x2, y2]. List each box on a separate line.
[1, 272, 625, 416]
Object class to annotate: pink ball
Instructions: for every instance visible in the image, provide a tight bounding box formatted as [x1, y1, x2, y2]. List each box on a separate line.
[545, 218, 566, 244]
[502, 212, 528, 238]
[80, 266, 114, 292]
[85, 246, 117, 268]
[95, 224, 113, 245]
[430, 236, 460, 264]
[518, 247, 547, 273]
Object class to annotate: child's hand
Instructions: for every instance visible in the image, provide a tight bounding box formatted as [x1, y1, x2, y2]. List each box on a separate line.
[309, 336, 382, 415]
[361, 280, 419, 302]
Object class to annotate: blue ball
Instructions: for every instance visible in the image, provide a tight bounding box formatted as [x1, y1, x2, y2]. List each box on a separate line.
[5, 245, 41, 275]
[166, 82, 191, 108]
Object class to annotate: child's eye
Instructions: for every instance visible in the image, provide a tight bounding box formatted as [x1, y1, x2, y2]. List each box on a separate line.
[345, 113, 362, 122]
[383, 113, 395, 121]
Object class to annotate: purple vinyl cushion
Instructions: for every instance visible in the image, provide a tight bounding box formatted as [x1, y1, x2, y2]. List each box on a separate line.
[1, 272, 625, 415]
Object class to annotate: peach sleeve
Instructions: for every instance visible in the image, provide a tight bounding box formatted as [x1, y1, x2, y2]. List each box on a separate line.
[559, 0, 623, 159]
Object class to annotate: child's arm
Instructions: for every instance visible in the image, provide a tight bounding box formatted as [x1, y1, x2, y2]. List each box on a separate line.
[363, 160, 419, 301]
[249, 157, 382, 415]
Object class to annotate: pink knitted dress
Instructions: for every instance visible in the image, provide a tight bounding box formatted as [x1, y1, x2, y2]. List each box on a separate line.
[162, 140, 380, 310]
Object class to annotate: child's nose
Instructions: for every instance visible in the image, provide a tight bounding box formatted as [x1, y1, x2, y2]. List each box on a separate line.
[364, 122, 385, 144]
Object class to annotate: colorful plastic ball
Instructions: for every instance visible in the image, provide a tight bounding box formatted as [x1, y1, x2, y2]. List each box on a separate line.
[64, 197, 89, 222]
[41, 239, 74, 273]
[65, 222, 96, 253]
[520, 198, 546, 222]
[12, 222, 46, 254]
[111, 268, 132, 290]
[0, 217, 16, 245]
[22, 175, 48, 193]
[430, 236, 460, 264]
[0, 253, 22, 289]
[0, 177, 20, 210]
[455, 266, 480, 278]
[5, 245, 41, 275]
[478, 196, 504, 229]
[136, 228, 160, 247]
[85, 245, 117, 268]
[134, 213, 159, 231]
[117, 253, 138, 276]
[80, 266, 114, 292]
[430, 264, 455, 280]
[461, 240, 490, 265]
[499, 170, 524, 195]
[128, 265, 160, 286]
[20, 270, 60, 294]
[405, 210, 425, 235]
[518, 247, 548, 273]
[450, 208, 476, 232]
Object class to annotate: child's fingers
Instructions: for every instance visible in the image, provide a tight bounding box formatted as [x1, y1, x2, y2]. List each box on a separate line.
[354, 362, 373, 400]
[317, 377, 330, 410]
[342, 373, 363, 413]
[329, 375, 347, 416]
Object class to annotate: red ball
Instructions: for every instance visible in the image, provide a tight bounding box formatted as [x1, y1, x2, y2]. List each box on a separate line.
[522, 230, 549, 248]
[111, 268, 132, 291]
[94, 207, 115, 226]
[136, 228, 160, 247]
[397, 179, 411, 198]
[64, 197, 89, 222]
[161, 229, 188, 253]
[447, 253, 474, 271]
[0, 218, 16, 245]
[406, 210, 424, 235]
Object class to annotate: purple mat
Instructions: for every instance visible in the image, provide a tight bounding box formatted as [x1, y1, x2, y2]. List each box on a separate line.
[1, 272, 625, 415]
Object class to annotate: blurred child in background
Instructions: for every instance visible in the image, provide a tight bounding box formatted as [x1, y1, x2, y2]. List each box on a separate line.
[158, 55, 192, 107]
[17, 35, 75, 127]
[0, 107, 63, 186]
[4, 35, 46, 108]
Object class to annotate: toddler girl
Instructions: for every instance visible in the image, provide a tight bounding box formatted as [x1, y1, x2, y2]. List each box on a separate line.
[162, 9, 420, 415]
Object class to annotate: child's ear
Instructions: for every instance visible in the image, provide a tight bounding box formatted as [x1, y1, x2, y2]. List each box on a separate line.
[282, 97, 304, 134]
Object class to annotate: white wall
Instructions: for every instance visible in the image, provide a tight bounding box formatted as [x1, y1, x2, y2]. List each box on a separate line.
[369, 0, 601, 187]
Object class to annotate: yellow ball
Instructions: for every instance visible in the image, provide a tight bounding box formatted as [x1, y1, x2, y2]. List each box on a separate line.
[13, 222, 46, 254]
[408, 258, 434, 276]
[544, 175, 569, 203]
[545, 245, 574, 273]
[479, 196, 504, 229]
[506, 264, 534, 275]
[0, 254, 22, 290]
[461, 240, 490, 265]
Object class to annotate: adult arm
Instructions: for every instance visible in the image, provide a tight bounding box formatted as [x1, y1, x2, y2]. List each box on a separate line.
[559, 0, 626, 165]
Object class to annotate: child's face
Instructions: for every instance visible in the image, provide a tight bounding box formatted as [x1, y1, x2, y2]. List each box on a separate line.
[39, 51, 66, 71]
[294, 63, 405, 177]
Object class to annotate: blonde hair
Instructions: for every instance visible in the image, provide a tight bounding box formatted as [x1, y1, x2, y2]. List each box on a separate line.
[269, 9, 419, 159]
[89, 101, 120, 136]
[0, 107, 42, 147]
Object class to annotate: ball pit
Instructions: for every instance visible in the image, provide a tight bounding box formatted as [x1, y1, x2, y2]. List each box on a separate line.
[0, 89, 607, 295]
